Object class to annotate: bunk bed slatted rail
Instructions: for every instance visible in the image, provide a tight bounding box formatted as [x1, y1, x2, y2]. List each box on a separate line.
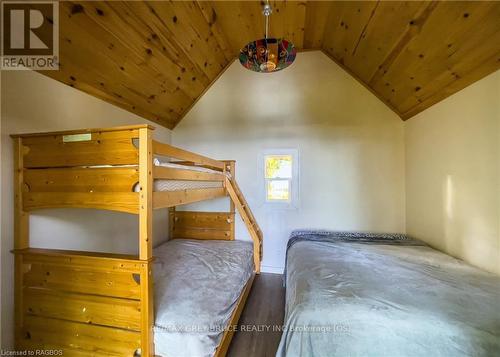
[152, 140, 225, 171]
[16, 127, 143, 214]
[153, 166, 224, 181]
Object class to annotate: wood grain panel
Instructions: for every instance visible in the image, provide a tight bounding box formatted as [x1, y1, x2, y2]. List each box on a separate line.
[16, 127, 143, 214]
[321, 1, 500, 119]
[24, 167, 139, 193]
[10, 124, 151, 138]
[24, 192, 139, 214]
[172, 211, 234, 230]
[390, 2, 500, 117]
[15, 249, 146, 355]
[209, 1, 262, 55]
[349, 2, 428, 83]
[39, 0, 234, 129]
[35, 1, 500, 125]
[21, 315, 140, 356]
[170, 210, 235, 240]
[13, 138, 29, 251]
[24, 263, 141, 299]
[153, 187, 226, 209]
[172, 228, 232, 240]
[303, 1, 332, 49]
[322, 1, 379, 68]
[22, 130, 139, 168]
[21, 248, 142, 298]
[16, 248, 142, 270]
[24, 287, 141, 330]
[139, 258, 154, 356]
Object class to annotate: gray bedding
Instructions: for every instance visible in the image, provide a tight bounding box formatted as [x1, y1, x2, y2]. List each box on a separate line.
[153, 239, 254, 357]
[277, 231, 500, 357]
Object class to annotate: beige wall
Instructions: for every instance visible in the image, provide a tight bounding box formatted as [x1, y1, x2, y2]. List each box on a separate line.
[173, 51, 406, 273]
[0, 70, 171, 348]
[405, 70, 500, 275]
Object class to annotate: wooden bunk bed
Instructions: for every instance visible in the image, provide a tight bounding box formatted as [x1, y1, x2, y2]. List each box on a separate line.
[11, 124, 263, 356]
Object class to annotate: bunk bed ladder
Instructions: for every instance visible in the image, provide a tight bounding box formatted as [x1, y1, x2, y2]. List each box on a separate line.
[225, 179, 263, 273]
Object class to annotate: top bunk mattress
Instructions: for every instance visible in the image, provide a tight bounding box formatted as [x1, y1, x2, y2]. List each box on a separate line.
[135, 159, 228, 192]
[277, 231, 500, 357]
[153, 239, 254, 357]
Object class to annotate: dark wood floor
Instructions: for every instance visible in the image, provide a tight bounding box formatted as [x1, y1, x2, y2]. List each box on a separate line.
[227, 273, 285, 357]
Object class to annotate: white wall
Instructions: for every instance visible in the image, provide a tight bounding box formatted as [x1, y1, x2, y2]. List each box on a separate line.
[405, 70, 500, 275]
[0, 70, 171, 348]
[172, 51, 406, 273]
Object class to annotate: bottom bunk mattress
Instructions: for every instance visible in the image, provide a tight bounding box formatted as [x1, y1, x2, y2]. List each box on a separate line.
[277, 231, 500, 357]
[153, 239, 253, 357]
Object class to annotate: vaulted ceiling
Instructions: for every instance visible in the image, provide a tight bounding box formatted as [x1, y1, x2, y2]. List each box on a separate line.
[39, 1, 500, 129]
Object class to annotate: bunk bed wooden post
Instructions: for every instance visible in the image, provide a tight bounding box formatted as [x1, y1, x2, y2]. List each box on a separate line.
[138, 127, 154, 356]
[168, 207, 176, 238]
[138, 127, 153, 260]
[226, 161, 236, 240]
[14, 137, 29, 250]
[227, 160, 236, 180]
[224, 160, 236, 214]
[13, 137, 29, 345]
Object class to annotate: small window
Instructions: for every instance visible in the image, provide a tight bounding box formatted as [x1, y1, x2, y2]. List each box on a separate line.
[265, 155, 293, 202]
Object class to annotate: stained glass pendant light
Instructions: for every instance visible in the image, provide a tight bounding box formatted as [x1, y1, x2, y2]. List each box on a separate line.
[239, 1, 297, 73]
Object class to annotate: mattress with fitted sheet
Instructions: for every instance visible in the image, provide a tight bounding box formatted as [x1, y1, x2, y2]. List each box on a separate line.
[153, 239, 254, 357]
[134, 159, 228, 192]
[277, 230, 500, 357]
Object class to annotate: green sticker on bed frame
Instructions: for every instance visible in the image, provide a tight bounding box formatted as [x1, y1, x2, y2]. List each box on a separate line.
[63, 133, 92, 142]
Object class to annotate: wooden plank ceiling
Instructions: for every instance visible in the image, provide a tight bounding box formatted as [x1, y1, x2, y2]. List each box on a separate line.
[39, 1, 500, 129]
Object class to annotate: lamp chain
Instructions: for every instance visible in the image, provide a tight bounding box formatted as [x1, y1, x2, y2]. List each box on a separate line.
[263, 1, 272, 40]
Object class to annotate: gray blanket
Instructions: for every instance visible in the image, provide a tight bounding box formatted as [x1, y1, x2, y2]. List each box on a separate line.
[153, 239, 253, 357]
[277, 231, 500, 357]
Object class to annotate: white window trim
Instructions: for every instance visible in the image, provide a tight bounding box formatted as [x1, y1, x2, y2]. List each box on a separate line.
[260, 148, 299, 210]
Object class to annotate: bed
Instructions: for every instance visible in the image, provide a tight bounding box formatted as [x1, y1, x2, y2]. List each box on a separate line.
[11, 125, 263, 356]
[153, 239, 253, 357]
[277, 230, 500, 357]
